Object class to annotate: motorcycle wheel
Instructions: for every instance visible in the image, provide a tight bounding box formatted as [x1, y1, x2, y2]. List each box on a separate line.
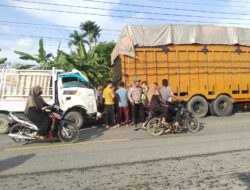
[57, 123, 79, 143]
[9, 124, 30, 145]
[147, 117, 165, 136]
[186, 117, 200, 133]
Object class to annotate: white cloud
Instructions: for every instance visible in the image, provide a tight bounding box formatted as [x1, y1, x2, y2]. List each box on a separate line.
[0, 42, 12, 51]
[17, 38, 34, 50]
[0, 25, 12, 33]
[214, 0, 250, 28]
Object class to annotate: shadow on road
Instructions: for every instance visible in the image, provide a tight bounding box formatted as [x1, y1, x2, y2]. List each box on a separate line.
[199, 122, 206, 132]
[238, 172, 250, 188]
[0, 154, 35, 172]
[78, 126, 108, 142]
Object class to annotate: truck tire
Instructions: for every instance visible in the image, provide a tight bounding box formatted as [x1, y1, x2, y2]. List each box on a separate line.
[0, 113, 10, 134]
[211, 95, 233, 117]
[188, 96, 208, 118]
[65, 111, 85, 129]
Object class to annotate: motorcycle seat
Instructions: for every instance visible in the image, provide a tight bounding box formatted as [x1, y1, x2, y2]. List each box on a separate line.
[12, 113, 36, 125]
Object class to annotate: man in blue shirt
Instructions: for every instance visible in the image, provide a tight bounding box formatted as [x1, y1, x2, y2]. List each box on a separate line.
[116, 81, 129, 127]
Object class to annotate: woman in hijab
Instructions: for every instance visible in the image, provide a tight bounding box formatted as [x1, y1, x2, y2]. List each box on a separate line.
[147, 83, 169, 125]
[24, 86, 51, 138]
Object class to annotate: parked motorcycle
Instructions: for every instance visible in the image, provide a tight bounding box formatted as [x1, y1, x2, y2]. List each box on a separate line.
[144, 101, 200, 136]
[8, 105, 79, 145]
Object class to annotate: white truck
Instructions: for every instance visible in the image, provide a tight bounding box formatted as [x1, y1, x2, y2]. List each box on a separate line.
[0, 68, 97, 134]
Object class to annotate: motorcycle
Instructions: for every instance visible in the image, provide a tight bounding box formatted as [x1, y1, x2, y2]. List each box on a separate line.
[144, 101, 200, 136]
[8, 105, 79, 145]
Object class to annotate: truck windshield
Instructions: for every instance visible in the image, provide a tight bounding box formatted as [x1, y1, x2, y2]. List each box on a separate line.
[62, 77, 89, 88]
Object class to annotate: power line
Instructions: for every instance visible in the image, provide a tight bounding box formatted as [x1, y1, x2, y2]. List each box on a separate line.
[2, 4, 250, 27]
[0, 33, 69, 42]
[140, 0, 250, 8]
[10, 0, 250, 21]
[0, 36, 68, 49]
[213, 0, 250, 3]
[85, 0, 250, 16]
[0, 20, 76, 29]
[1, 23, 72, 32]
[0, 33, 117, 46]
[0, 22, 119, 37]
[0, 20, 121, 33]
[145, 0, 250, 5]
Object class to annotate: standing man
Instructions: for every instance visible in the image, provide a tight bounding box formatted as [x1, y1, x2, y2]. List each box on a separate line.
[128, 78, 145, 130]
[103, 81, 116, 128]
[116, 81, 129, 127]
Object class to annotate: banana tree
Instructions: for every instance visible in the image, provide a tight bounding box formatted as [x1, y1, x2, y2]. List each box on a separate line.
[0, 48, 7, 65]
[13, 64, 35, 69]
[63, 41, 111, 85]
[14, 39, 53, 69]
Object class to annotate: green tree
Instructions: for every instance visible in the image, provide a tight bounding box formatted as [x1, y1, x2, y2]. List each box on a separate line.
[53, 50, 73, 71]
[0, 48, 7, 65]
[94, 42, 116, 84]
[13, 63, 35, 69]
[13, 21, 113, 86]
[14, 39, 53, 69]
[68, 30, 86, 48]
[95, 42, 115, 66]
[80, 21, 102, 50]
[62, 42, 110, 85]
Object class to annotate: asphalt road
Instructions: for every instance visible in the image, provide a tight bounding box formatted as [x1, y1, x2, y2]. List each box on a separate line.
[1, 113, 250, 189]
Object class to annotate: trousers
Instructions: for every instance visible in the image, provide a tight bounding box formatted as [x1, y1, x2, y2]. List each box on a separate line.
[118, 106, 129, 124]
[105, 104, 115, 125]
[131, 103, 145, 125]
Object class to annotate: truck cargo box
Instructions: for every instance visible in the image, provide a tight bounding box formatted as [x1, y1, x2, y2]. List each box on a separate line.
[0, 69, 57, 111]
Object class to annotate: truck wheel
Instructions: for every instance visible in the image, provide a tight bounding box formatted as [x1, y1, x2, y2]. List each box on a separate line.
[211, 95, 233, 117]
[65, 111, 85, 129]
[188, 96, 208, 118]
[0, 114, 10, 134]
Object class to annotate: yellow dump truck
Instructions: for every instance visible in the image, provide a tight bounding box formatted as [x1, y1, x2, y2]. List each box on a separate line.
[112, 24, 250, 117]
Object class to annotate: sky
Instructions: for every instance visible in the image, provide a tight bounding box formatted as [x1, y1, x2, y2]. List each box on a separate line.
[1, 0, 250, 64]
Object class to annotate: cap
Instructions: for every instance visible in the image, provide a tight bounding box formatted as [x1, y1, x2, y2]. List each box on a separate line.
[134, 78, 141, 82]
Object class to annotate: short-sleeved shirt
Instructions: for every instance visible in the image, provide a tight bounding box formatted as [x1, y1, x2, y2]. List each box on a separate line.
[116, 88, 128, 107]
[159, 86, 174, 102]
[103, 87, 114, 105]
[129, 87, 143, 103]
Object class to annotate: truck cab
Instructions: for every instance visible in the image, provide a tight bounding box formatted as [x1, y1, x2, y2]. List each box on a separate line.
[57, 70, 97, 128]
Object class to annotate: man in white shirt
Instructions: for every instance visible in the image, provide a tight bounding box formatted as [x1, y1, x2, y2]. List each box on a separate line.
[159, 79, 177, 103]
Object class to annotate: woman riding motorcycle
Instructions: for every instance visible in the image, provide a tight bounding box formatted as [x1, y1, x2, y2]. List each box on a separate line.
[24, 86, 51, 139]
[147, 83, 180, 128]
[147, 83, 170, 125]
